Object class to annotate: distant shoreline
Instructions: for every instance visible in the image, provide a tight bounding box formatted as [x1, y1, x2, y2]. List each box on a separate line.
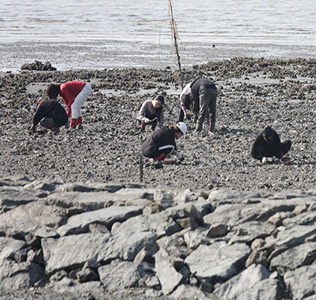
[1, 40, 316, 73]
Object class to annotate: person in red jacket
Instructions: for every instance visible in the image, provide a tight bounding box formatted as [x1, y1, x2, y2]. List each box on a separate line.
[46, 80, 92, 129]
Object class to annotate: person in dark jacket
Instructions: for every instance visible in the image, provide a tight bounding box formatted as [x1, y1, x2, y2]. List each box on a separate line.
[141, 122, 187, 167]
[137, 95, 165, 131]
[29, 98, 68, 134]
[179, 78, 217, 134]
[251, 125, 291, 163]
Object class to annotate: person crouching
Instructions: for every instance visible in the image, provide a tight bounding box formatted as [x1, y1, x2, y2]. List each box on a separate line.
[141, 122, 187, 168]
[251, 125, 291, 164]
[29, 98, 68, 134]
[46, 80, 92, 129]
[137, 95, 165, 131]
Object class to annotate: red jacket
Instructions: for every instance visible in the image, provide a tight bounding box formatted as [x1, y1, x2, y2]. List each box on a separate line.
[60, 81, 86, 116]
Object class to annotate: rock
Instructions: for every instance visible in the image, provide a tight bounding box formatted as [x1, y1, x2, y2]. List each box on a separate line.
[0, 237, 26, 262]
[0, 202, 67, 238]
[206, 223, 228, 238]
[214, 264, 283, 300]
[56, 205, 143, 236]
[270, 241, 316, 272]
[171, 284, 210, 300]
[185, 242, 251, 282]
[98, 260, 142, 291]
[154, 249, 183, 295]
[0, 259, 45, 290]
[284, 265, 316, 300]
[42, 233, 111, 275]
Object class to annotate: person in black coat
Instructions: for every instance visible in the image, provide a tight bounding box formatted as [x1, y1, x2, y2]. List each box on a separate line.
[141, 122, 187, 167]
[179, 78, 217, 134]
[29, 98, 68, 134]
[251, 125, 291, 163]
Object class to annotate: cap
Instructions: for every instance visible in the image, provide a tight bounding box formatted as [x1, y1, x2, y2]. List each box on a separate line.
[155, 95, 165, 104]
[176, 122, 187, 139]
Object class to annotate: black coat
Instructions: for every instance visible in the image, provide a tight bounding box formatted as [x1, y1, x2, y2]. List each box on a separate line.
[141, 127, 177, 158]
[251, 128, 282, 160]
[190, 78, 217, 113]
[33, 99, 68, 126]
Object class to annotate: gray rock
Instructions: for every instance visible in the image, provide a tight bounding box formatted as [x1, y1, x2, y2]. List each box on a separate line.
[98, 231, 157, 263]
[183, 229, 209, 250]
[42, 233, 111, 275]
[0, 202, 67, 237]
[0, 259, 45, 290]
[215, 264, 282, 300]
[51, 277, 101, 293]
[266, 225, 316, 250]
[284, 265, 316, 300]
[229, 220, 275, 244]
[98, 260, 142, 291]
[282, 210, 316, 227]
[111, 211, 181, 238]
[0, 237, 26, 262]
[171, 284, 210, 300]
[174, 189, 197, 203]
[57, 205, 143, 236]
[24, 180, 56, 191]
[0, 186, 39, 212]
[47, 189, 152, 210]
[270, 242, 316, 271]
[154, 248, 183, 295]
[185, 242, 251, 281]
[206, 223, 228, 238]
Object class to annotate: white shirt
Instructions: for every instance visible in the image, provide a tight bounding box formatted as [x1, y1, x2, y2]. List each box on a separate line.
[179, 82, 191, 110]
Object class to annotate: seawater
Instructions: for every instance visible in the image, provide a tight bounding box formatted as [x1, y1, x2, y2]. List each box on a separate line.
[1, 0, 315, 46]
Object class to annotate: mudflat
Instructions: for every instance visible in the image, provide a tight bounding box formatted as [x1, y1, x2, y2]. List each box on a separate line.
[0, 55, 315, 192]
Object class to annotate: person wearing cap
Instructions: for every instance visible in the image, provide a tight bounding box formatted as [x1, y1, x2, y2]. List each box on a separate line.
[141, 122, 187, 167]
[251, 125, 291, 163]
[137, 95, 165, 131]
[46, 80, 92, 129]
[179, 78, 217, 134]
[29, 98, 68, 135]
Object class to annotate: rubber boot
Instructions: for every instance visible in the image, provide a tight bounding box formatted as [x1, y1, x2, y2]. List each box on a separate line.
[210, 121, 215, 132]
[70, 118, 77, 129]
[77, 117, 83, 129]
[195, 122, 202, 134]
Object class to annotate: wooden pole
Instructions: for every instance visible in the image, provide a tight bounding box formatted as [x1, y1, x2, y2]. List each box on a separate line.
[168, 0, 184, 89]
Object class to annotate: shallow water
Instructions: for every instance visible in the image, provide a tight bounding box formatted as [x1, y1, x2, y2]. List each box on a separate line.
[1, 0, 316, 71]
[1, 0, 315, 46]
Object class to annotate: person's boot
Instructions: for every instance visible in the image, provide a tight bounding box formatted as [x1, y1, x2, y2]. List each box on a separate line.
[210, 121, 215, 132]
[70, 118, 77, 129]
[195, 122, 202, 134]
[76, 117, 83, 129]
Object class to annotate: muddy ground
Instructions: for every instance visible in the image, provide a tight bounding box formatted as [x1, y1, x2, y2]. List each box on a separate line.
[0, 57, 316, 192]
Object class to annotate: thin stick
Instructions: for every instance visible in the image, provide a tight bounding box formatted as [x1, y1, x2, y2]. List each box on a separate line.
[168, 0, 184, 89]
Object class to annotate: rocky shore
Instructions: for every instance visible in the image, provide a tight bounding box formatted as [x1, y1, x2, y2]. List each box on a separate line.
[1, 175, 316, 299]
[0, 56, 316, 299]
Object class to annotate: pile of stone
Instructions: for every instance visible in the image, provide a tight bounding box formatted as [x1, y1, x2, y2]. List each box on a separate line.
[1, 175, 316, 300]
[21, 60, 56, 71]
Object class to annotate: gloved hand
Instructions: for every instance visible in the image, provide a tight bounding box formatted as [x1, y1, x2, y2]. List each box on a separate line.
[143, 118, 150, 124]
[260, 157, 267, 164]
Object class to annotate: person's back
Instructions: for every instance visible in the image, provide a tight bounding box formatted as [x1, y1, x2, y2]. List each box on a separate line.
[251, 126, 291, 163]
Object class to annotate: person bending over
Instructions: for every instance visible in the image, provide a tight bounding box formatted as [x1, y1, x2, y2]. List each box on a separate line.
[137, 95, 165, 131]
[141, 122, 187, 168]
[179, 78, 217, 134]
[251, 125, 291, 163]
[47, 80, 92, 129]
[29, 98, 68, 134]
